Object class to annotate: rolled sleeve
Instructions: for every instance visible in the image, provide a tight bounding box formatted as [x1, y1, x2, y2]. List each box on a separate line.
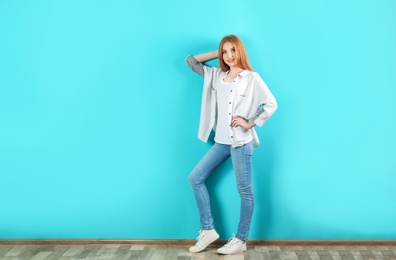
[185, 55, 204, 77]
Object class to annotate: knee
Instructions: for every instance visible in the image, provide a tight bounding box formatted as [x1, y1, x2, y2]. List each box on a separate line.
[188, 171, 202, 187]
[188, 172, 197, 186]
[237, 185, 254, 199]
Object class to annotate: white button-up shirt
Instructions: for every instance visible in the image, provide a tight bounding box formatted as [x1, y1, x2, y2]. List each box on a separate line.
[186, 56, 277, 148]
[215, 72, 253, 145]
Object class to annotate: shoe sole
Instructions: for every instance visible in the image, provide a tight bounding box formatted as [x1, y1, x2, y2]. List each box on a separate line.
[217, 247, 247, 255]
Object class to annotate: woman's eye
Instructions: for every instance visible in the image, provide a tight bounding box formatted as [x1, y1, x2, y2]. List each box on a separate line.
[222, 51, 226, 54]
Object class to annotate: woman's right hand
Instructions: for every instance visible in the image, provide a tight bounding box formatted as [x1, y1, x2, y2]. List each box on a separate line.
[231, 116, 256, 130]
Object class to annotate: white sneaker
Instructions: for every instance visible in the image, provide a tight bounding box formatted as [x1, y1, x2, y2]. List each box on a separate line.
[189, 229, 220, 253]
[217, 235, 247, 255]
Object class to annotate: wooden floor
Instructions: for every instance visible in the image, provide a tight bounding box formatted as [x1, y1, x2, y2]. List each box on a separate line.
[1, 243, 396, 260]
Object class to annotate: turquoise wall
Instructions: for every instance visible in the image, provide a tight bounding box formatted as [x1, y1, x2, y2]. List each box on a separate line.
[1, 0, 395, 240]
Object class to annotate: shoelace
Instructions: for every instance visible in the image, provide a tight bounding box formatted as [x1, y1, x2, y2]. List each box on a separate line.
[223, 234, 239, 248]
[195, 230, 205, 245]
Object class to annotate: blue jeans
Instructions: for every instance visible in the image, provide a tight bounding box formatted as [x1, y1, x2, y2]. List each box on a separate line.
[188, 141, 254, 241]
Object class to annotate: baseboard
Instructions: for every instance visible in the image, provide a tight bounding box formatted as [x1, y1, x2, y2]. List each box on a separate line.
[0, 239, 395, 246]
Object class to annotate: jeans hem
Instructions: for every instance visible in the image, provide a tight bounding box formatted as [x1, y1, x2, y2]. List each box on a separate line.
[201, 226, 214, 230]
[235, 235, 247, 242]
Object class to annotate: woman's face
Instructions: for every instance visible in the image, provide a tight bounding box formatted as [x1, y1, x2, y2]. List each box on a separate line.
[222, 42, 237, 68]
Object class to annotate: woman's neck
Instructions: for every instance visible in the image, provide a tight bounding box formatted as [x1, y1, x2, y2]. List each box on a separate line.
[229, 66, 244, 74]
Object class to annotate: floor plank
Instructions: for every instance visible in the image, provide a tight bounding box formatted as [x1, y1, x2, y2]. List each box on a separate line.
[0, 243, 395, 259]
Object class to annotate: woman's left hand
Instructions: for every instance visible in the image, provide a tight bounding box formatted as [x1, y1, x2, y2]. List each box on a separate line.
[231, 116, 256, 130]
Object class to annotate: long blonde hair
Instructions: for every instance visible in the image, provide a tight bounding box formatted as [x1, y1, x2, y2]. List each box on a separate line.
[218, 35, 253, 72]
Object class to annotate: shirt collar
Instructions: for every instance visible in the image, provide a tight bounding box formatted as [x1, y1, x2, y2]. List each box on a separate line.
[238, 70, 249, 78]
[224, 69, 249, 78]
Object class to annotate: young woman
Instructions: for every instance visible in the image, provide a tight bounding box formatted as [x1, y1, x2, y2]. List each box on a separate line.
[185, 35, 277, 255]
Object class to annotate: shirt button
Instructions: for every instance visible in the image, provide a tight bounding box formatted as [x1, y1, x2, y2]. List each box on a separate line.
[229, 113, 231, 115]
[230, 90, 232, 92]
[229, 102, 231, 104]
[231, 136, 233, 138]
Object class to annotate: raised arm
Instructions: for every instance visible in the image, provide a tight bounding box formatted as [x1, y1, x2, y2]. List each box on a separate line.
[193, 50, 218, 62]
[185, 50, 218, 77]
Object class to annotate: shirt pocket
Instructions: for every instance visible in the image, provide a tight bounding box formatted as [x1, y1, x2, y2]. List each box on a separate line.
[234, 92, 249, 112]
